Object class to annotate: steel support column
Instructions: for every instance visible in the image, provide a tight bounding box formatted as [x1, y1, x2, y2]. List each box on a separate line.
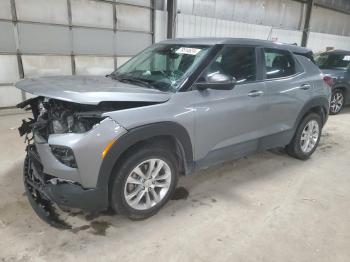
[301, 0, 314, 47]
[166, 0, 176, 39]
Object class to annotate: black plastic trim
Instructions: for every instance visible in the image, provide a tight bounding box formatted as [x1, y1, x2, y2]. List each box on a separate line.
[195, 96, 329, 172]
[95, 121, 194, 205]
[294, 96, 330, 128]
[44, 183, 106, 211]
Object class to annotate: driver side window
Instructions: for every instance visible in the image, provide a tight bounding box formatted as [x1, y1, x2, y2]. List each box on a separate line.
[203, 46, 257, 84]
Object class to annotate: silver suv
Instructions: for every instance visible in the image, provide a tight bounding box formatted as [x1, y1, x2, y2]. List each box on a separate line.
[17, 38, 331, 225]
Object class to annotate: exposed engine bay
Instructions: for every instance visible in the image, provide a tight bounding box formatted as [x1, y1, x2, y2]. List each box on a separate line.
[17, 96, 156, 140]
[18, 97, 108, 139]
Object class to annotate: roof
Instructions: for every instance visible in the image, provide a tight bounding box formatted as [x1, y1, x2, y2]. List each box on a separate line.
[159, 37, 313, 54]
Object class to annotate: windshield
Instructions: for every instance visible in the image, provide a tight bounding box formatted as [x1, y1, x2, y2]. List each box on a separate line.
[111, 44, 211, 92]
[315, 53, 350, 70]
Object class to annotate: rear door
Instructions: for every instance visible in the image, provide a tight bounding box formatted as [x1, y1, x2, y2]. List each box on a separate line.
[261, 48, 313, 138]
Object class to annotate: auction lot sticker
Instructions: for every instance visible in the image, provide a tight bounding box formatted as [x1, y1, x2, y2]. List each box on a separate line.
[176, 47, 201, 55]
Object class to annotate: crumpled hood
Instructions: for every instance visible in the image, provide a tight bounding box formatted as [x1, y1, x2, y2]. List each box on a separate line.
[15, 75, 171, 105]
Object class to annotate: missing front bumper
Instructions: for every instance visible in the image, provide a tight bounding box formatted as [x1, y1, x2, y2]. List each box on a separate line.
[24, 145, 108, 228]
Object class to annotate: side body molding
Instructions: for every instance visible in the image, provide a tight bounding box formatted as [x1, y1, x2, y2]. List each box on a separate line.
[96, 121, 194, 198]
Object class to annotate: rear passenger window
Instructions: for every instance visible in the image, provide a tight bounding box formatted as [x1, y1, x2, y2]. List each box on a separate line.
[205, 46, 256, 83]
[264, 49, 296, 79]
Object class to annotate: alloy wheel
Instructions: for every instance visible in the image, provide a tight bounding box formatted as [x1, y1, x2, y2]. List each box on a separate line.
[124, 159, 172, 210]
[300, 120, 320, 153]
[330, 92, 344, 114]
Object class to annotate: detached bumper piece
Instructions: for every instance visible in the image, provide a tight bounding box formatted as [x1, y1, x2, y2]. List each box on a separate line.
[18, 119, 35, 137]
[24, 145, 107, 228]
[24, 145, 71, 229]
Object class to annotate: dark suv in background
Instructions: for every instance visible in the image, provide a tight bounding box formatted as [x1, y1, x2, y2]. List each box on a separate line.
[315, 50, 350, 114]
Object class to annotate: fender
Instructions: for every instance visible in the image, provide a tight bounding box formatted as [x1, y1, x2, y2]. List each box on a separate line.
[95, 121, 194, 197]
[294, 96, 329, 130]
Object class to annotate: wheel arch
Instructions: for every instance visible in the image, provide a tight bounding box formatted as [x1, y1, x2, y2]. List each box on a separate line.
[295, 96, 329, 129]
[333, 86, 347, 92]
[96, 121, 194, 197]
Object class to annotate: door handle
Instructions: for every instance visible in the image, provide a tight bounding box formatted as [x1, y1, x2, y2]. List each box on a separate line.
[300, 83, 311, 90]
[248, 90, 264, 97]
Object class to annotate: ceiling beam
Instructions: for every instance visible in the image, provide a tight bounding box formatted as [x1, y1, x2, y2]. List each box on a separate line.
[293, 0, 350, 15]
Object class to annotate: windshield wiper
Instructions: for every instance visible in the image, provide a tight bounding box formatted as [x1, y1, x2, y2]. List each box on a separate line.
[112, 75, 155, 89]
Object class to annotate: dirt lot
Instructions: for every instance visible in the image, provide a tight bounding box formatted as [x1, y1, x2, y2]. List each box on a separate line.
[0, 108, 349, 262]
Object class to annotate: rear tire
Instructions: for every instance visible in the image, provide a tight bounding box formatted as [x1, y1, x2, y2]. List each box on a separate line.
[330, 89, 344, 115]
[110, 144, 178, 220]
[286, 113, 322, 160]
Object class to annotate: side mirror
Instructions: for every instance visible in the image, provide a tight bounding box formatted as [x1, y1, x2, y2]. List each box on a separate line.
[196, 73, 236, 91]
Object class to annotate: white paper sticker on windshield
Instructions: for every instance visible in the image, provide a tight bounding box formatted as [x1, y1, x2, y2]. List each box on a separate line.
[176, 47, 201, 55]
[343, 55, 350, 61]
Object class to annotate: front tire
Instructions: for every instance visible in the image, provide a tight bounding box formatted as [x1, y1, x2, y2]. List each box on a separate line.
[330, 89, 344, 115]
[110, 145, 178, 220]
[286, 113, 322, 160]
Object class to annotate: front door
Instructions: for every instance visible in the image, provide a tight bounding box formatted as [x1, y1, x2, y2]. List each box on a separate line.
[188, 45, 269, 168]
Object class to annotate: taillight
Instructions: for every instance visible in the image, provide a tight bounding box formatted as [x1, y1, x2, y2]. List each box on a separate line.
[323, 75, 334, 87]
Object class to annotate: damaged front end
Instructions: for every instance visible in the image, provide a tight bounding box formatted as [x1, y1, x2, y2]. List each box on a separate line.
[18, 96, 119, 139]
[18, 96, 127, 228]
[24, 145, 72, 228]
